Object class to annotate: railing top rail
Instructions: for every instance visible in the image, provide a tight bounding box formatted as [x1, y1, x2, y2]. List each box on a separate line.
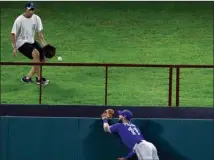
[0, 62, 214, 68]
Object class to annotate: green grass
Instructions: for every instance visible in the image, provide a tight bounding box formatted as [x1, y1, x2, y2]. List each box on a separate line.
[0, 1, 213, 107]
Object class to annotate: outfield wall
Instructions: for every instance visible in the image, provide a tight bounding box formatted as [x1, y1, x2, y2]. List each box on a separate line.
[0, 105, 213, 160]
[0, 117, 213, 160]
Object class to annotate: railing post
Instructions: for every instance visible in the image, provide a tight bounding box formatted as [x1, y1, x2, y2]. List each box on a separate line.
[105, 65, 108, 105]
[39, 63, 42, 104]
[168, 65, 173, 107]
[176, 67, 180, 107]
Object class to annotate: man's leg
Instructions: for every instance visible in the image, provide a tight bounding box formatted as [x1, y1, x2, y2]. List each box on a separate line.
[32, 41, 50, 85]
[151, 144, 159, 160]
[32, 48, 41, 76]
[21, 66, 36, 83]
[19, 43, 37, 83]
[134, 141, 154, 160]
[36, 58, 45, 80]
[31, 49, 49, 85]
[26, 67, 36, 79]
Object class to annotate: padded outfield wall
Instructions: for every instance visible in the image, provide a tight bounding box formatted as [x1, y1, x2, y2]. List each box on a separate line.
[0, 105, 213, 160]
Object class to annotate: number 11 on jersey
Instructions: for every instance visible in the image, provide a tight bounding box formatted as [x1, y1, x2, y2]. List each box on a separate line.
[128, 127, 141, 135]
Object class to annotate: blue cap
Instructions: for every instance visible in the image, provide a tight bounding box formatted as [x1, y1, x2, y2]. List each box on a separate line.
[117, 109, 133, 120]
[25, 2, 35, 10]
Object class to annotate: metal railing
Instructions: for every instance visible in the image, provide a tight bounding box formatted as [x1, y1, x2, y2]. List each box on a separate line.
[1, 62, 213, 107]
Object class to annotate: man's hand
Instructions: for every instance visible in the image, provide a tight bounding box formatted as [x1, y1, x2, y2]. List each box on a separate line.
[13, 47, 17, 57]
[117, 158, 127, 160]
[101, 114, 107, 120]
[101, 109, 114, 120]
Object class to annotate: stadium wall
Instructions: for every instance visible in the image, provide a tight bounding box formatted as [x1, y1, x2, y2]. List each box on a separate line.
[0, 105, 213, 160]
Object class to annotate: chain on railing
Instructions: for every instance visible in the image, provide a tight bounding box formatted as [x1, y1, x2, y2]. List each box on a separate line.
[1, 62, 213, 107]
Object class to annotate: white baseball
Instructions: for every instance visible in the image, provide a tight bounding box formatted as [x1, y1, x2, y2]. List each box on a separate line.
[57, 56, 62, 61]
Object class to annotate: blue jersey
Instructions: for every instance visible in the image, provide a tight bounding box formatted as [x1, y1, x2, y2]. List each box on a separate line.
[109, 122, 144, 150]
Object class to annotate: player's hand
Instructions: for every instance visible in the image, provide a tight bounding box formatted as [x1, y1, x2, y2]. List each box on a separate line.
[117, 158, 127, 160]
[101, 109, 114, 120]
[101, 115, 107, 120]
[13, 47, 18, 57]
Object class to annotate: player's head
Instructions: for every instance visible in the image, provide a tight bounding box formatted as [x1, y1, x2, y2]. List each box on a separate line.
[24, 2, 35, 18]
[117, 109, 133, 123]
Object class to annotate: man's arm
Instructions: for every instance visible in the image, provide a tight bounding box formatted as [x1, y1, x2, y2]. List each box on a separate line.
[103, 118, 120, 133]
[124, 150, 135, 159]
[103, 118, 111, 132]
[11, 33, 18, 57]
[37, 31, 47, 47]
[11, 33, 17, 49]
[36, 16, 47, 47]
[117, 151, 135, 160]
[11, 18, 19, 56]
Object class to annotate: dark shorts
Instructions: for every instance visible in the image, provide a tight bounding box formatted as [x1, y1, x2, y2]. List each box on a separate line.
[18, 41, 45, 61]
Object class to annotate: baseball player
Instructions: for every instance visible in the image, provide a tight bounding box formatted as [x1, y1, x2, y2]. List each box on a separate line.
[102, 109, 159, 160]
[11, 2, 49, 85]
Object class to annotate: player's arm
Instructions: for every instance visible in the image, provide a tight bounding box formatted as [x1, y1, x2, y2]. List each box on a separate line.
[103, 119, 120, 133]
[103, 118, 111, 132]
[11, 18, 19, 49]
[11, 33, 18, 57]
[11, 18, 20, 56]
[36, 16, 47, 47]
[11, 33, 16, 49]
[124, 150, 135, 159]
[117, 151, 135, 160]
[37, 31, 47, 47]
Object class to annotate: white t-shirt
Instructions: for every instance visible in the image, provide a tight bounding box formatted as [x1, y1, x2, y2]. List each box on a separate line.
[11, 14, 43, 49]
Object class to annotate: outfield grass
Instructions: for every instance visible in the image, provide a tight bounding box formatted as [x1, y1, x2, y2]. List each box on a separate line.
[0, 1, 213, 107]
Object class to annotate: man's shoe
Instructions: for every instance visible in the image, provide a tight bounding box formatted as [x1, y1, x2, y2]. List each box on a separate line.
[21, 76, 33, 83]
[36, 77, 50, 86]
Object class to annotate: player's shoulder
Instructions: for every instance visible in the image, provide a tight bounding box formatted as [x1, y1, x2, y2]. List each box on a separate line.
[123, 122, 136, 127]
[111, 122, 122, 127]
[115, 123, 124, 128]
[109, 122, 123, 133]
[33, 14, 42, 20]
[14, 14, 24, 22]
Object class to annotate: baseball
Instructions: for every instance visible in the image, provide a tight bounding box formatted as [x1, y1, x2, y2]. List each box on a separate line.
[57, 56, 62, 61]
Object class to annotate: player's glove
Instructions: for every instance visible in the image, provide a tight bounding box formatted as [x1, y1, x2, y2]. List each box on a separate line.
[101, 109, 114, 119]
[43, 44, 56, 58]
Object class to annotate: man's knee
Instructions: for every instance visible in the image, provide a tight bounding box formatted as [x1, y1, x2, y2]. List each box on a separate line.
[32, 49, 40, 59]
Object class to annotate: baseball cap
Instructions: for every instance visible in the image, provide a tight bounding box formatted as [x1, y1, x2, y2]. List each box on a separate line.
[25, 2, 36, 10]
[117, 109, 133, 120]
